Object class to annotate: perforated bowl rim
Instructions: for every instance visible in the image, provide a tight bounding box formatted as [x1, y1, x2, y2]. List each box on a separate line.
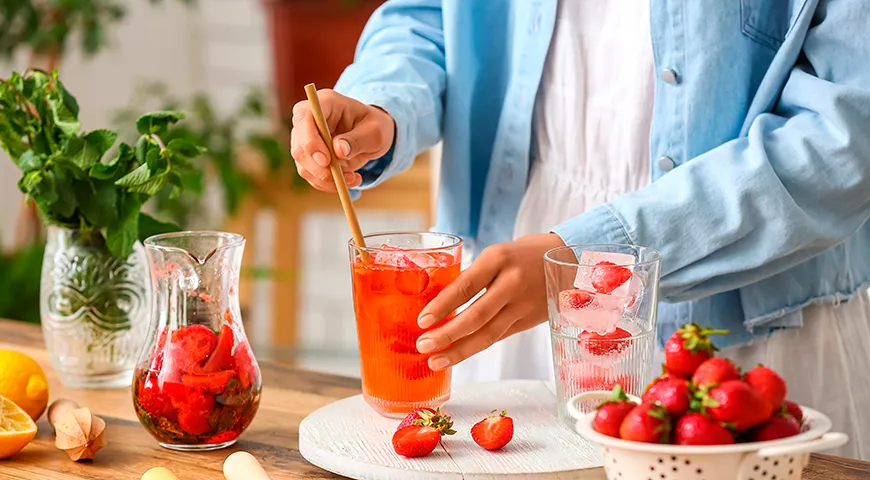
[574, 405, 832, 455]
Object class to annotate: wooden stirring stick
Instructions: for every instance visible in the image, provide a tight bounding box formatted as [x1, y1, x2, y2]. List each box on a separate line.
[304, 83, 370, 262]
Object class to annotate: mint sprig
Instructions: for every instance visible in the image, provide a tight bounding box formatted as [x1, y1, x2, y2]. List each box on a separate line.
[0, 69, 207, 259]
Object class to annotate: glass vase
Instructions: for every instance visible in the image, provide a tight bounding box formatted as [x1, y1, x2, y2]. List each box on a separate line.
[40, 226, 151, 388]
[133, 231, 261, 451]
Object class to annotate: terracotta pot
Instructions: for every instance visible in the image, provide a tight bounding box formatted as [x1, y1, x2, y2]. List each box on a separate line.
[264, 0, 385, 117]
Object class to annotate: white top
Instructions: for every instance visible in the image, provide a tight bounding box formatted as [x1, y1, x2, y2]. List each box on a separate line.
[455, 0, 656, 383]
[514, 0, 656, 237]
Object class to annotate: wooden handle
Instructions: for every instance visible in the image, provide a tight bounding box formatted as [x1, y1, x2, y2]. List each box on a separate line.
[224, 451, 271, 480]
[48, 399, 79, 430]
[142, 467, 181, 480]
[303, 83, 369, 263]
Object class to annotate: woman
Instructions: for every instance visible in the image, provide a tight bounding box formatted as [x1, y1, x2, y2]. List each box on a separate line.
[290, 0, 870, 458]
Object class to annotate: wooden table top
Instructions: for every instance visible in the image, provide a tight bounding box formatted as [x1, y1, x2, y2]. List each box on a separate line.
[0, 319, 868, 480]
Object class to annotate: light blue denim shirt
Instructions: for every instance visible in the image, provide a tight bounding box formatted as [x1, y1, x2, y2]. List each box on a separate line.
[335, 0, 870, 348]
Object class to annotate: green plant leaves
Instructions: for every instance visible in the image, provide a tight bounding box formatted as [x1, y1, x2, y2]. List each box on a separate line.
[129, 174, 168, 196]
[115, 163, 150, 187]
[76, 182, 118, 226]
[16, 151, 43, 172]
[105, 195, 141, 259]
[49, 93, 81, 137]
[138, 213, 180, 242]
[136, 111, 185, 135]
[167, 138, 206, 157]
[2, 69, 206, 261]
[63, 129, 117, 170]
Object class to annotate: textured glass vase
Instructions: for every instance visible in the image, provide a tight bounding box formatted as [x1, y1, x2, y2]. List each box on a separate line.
[40, 226, 151, 388]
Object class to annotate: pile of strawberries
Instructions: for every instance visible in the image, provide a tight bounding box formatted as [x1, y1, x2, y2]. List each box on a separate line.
[592, 323, 804, 445]
[392, 408, 514, 457]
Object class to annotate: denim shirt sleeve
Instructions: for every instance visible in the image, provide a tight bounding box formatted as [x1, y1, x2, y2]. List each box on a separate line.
[333, 0, 446, 200]
[554, 0, 870, 303]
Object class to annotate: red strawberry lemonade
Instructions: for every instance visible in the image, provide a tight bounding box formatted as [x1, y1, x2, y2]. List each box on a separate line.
[132, 323, 262, 449]
[350, 233, 462, 417]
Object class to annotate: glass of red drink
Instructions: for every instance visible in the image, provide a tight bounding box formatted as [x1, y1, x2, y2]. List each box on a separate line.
[134, 232, 262, 451]
[349, 232, 462, 418]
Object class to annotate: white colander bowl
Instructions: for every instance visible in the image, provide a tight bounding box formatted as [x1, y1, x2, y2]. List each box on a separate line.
[568, 391, 848, 480]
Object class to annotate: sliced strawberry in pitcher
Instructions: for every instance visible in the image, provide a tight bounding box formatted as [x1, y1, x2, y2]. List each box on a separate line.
[234, 340, 260, 389]
[165, 324, 218, 374]
[149, 328, 168, 372]
[177, 393, 215, 436]
[182, 370, 235, 395]
[136, 372, 173, 418]
[202, 324, 236, 373]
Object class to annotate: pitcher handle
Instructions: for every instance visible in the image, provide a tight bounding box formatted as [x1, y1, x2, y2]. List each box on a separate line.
[566, 390, 643, 421]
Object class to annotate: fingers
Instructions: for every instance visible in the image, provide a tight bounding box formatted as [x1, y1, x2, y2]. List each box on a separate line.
[333, 116, 391, 163]
[291, 102, 333, 189]
[417, 246, 506, 330]
[295, 162, 361, 191]
[425, 306, 520, 371]
[290, 90, 393, 192]
[415, 281, 510, 354]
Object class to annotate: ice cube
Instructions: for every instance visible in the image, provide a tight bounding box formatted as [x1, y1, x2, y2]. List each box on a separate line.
[574, 251, 636, 296]
[559, 289, 631, 334]
[405, 252, 439, 269]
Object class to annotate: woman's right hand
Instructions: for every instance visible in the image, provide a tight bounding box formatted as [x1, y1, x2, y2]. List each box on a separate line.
[290, 89, 395, 192]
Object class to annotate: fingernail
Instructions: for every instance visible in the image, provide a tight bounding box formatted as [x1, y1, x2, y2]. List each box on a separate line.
[418, 314, 435, 329]
[429, 356, 450, 370]
[312, 151, 328, 166]
[417, 337, 437, 354]
[338, 139, 351, 157]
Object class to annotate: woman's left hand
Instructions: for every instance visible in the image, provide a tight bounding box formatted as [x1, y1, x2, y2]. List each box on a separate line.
[415, 233, 566, 371]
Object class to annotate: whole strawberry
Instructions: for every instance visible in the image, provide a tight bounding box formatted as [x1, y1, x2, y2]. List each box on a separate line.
[783, 400, 803, 423]
[392, 425, 442, 458]
[592, 385, 638, 438]
[590, 261, 632, 294]
[397, 408, 456, 435]
[643, 366, 679, 394]
[579, 327, 633, 356]
[692, 357, 741, 389]
[664, 324, 728, 378]
[752, 413, 801, 442]
[674, 413, 735, 445]
[641, 377, 692, 416]
[471, 410, 514, 451]
[744, 366, 787, 411]
[703, 380, 773, 431]
[619, 403, 670, 444]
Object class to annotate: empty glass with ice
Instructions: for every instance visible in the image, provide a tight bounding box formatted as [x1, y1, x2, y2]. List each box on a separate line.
[544, 244, 661, 424]
[349, 232, 462, 418]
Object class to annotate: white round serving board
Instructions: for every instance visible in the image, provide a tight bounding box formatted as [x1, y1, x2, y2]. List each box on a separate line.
[299, 380, 606, 479]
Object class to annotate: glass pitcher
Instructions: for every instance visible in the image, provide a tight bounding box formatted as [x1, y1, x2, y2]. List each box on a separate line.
[133, 231, 262, 451]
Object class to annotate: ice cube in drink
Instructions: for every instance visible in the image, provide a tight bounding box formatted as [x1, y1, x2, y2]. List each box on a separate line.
[559, 288, 632, 334]
[573, 251, 636, 296]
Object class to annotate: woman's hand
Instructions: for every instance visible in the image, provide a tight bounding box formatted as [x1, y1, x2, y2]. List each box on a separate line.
[415, 233, 567, 370]
[290, 89, 395, 191]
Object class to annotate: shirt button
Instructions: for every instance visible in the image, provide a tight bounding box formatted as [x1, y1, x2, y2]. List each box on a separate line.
[661, 68, 679, 85]
[658, 156, 676, 172]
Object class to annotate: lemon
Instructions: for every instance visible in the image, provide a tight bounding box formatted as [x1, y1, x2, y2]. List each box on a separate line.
[0, 350, 49, 421]
[0, 394, 38, 459]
